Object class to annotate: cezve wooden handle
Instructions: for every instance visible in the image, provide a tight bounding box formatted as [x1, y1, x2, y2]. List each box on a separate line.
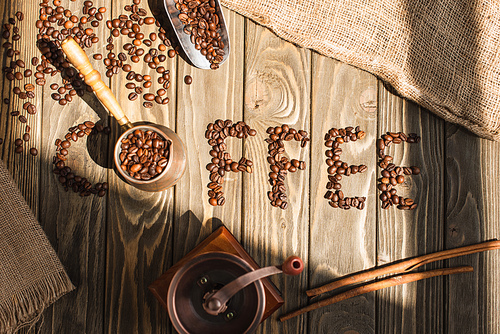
[61, 37, 131, 128]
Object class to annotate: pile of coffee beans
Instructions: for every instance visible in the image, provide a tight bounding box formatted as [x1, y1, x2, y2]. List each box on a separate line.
[377, 132, 421, 210]
[323, 126, 367, 210]
[266, 125, 308, 210]
[174, 0, 225, 69]
[52, 121, 110, 197]
[119, 129, 170, 180]
[1, 12, 39, 155]
[205, 119, 256, 206]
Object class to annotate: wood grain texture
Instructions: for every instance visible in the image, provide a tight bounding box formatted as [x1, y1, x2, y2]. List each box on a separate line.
[1, 0, 500, 333]
[37, 0, 112, 333]
[477, 139, 500, 333]
[308, 53, 378, 333]
[377, 87, 445, 333]
[0, 0, 42, 213]
[242, 22, 310, 334]
[105, 0, 176, 332]
[173, 7, 245, 264]
[444, 125, 496, 334]
[0, 2, 44, 333]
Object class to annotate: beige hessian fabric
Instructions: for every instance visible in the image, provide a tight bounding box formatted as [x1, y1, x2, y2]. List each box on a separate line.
[0, 159, 74, 333]
[221, 0, 500, 140]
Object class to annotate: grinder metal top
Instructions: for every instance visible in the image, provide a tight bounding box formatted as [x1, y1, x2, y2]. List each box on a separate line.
[167, 252, 265, 334]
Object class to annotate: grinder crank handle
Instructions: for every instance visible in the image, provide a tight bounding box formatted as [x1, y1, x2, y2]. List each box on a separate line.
[60, 37, 132, 129]
[203, 256, 304, 316]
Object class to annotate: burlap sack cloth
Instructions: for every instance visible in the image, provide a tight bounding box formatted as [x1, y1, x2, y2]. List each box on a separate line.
[0, 159, 74, 333]
[221, 0, 500, 140]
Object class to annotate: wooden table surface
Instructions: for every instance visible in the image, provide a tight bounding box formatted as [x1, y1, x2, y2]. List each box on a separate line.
[1, 0, 499, 333]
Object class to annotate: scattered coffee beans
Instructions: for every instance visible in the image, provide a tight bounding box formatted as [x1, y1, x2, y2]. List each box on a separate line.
[2, 0, 189, 163]
[205, 119, 256, 206]
[1, 13, 40, 156]
[52, 121, 110, 197]
[266, 125, 309, 209]
[119, 129, 170, 180]
[324, 126, 367, 210]
[377, 132, 421, 210]
[97, 0, 176, 106]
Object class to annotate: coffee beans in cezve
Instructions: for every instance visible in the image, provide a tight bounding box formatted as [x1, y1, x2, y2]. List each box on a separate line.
[377, 132, 420, 210]
[324, 126, 367, 210]
[205, 119, 256, 206]
[119, 129, 170, 181]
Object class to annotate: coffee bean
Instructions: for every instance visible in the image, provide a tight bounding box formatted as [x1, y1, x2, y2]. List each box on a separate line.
[411, 166, 420, 175]
[144, 93, 154, 101]
[128, 92, 138, 101]
[119, 128, 170, 180]
[184, 75, 192, 84]
[30, 147, 38, 156]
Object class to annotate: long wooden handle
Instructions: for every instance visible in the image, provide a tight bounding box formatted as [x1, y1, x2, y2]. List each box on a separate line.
[60, 37, 131, 128]
[281, 266, 473, 322]
[306, 239, 500, 298]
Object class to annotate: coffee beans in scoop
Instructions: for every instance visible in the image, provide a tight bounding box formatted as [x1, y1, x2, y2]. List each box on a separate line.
[377, 132, 421, 210]
[119, 129, 170, 180]
[266, 125, 309, 210]
[175, 0, 225, 69]
[323, 126, 367, 210]
[205, 119, 256, 206]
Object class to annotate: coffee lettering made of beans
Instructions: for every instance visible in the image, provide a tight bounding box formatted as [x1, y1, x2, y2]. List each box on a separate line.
[377, 132, 421, 210]
[205, 119, 256, 207]
[266, 125, 309, 210]
[324, 127, 367, 210]
[205, 121, 422, 211]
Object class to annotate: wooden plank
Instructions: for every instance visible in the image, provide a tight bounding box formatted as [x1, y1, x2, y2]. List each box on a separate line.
[308, 53, 378, 333]
[105, 0, 176, 332]
[445, 125, 500, 333]
[173, 7, 245, 260]
[377, 88, 445, 333]
[0, 2, 44, 333]
[36, 0, 112, 332]
[476, 139, 500, 333]
[0, 0, 42, 214]
[242, 22, 310, 334]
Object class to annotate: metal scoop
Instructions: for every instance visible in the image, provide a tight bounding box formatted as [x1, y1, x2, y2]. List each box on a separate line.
[152, 0, 230, 69]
